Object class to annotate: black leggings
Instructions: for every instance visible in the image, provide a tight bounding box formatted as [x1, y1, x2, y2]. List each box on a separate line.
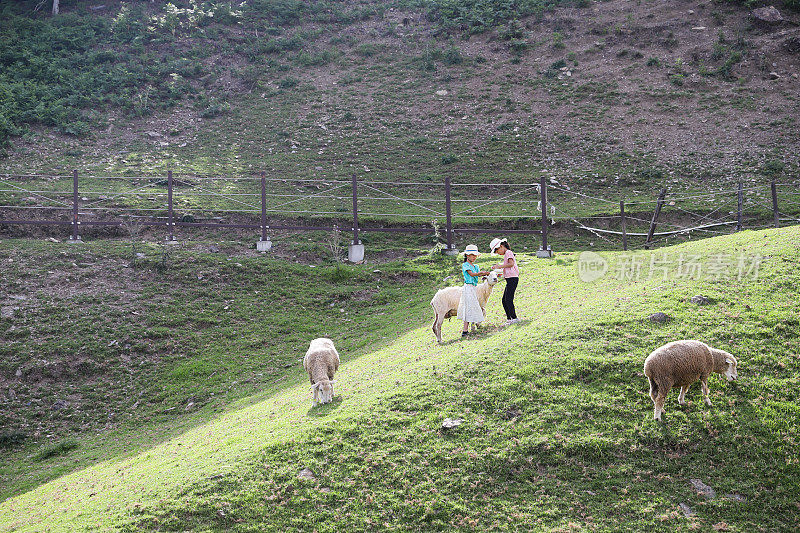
[502, 277, 518, 319]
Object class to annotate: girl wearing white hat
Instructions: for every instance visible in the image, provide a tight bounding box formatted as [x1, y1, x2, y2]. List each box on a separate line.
[490, 237, 519, 326]
[458, 244, 490, 337]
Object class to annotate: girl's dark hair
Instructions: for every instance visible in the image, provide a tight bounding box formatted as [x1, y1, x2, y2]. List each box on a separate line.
[463, 254, 469, 263]
[499, 240, 512, 251]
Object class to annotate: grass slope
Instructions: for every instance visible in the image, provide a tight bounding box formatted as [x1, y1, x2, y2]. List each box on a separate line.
[2, 226, 799, 531]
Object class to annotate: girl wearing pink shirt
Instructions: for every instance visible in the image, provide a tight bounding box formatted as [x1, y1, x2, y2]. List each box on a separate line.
[490, 238, 519, 326]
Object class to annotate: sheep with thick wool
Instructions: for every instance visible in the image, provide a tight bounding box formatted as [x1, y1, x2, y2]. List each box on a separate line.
[303, 338, 340, 406]
[430, 270, 502, 343]
[644, 340, 738, 421]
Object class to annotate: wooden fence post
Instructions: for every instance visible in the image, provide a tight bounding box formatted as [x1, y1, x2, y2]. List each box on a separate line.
[771, 181, 780, 228]
[167, 170, 175, 242]
[644, 188, 667, 249]
[620, 199, 628, 251]
[444, 175, 455, 254]
[256, 173, 272, 252]
[351, 173, 360, 245]
[70, 169, 80, 242]
[736, 181, 743, 231]
[348, 173, 364, 262]
[537, 175, 552, 257]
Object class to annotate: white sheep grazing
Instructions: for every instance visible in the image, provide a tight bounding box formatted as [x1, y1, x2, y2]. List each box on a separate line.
[644, 340, 738, 421]
[430, 270, 502, 343]
[303, 338, 340, 406]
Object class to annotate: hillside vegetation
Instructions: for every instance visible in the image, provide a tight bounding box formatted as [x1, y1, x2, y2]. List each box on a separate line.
[1, 226, 798, 531]
[1, 0, 799, 192]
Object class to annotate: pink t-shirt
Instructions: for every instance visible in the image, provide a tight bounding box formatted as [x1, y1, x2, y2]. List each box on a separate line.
[500, 249, 519, 278]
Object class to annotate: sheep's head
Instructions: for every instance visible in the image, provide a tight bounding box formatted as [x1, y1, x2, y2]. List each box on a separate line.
[486, 270, 502, 286]
[722, 353, 738, 381]
[313, 380, 335, 404]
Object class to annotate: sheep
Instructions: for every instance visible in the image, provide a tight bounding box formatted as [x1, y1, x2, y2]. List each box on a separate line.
[644, 340, 738, 421]
[303, 338, 340, 406]
[430, 270, 502, 343]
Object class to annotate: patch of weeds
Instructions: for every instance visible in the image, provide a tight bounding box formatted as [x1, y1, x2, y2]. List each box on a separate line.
[663, 31, 679, 49]
[339, 73, 363, 85]
[355, 43, 382, 57]
[441, 153, 459, 165]
[717, 51, 743, 80]
[196, 96, 230, 119]
[762, 159, 785, 177]
[0, 431, 27, 449]
[33, 439, 80, 461]
[670, 74, 685, 86]
[443, 46, 463, 65]
[636, 167, 664, 182]
[646, 57, 660, 67]
[552, 31, 566, 49]
[278, 77, 300, 89]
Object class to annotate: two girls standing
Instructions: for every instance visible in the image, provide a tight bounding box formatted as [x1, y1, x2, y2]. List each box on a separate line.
[457, 238, 520, 338]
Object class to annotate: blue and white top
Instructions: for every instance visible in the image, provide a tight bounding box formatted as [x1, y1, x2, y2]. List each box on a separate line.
[462, 262, 479, 285]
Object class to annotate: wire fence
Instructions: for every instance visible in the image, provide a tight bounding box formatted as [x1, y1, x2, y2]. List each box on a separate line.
[0, 172, 798, 253]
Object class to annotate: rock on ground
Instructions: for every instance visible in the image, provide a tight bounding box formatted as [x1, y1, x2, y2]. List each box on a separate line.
[649, 312, 671, 323]
[690, 478, 716, 499]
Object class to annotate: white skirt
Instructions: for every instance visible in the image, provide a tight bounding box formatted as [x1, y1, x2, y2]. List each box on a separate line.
[457, 284, 484, 323]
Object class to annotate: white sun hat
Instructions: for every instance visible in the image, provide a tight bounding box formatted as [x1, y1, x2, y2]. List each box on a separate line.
[462, 244, 481, 256]
[489, 238, 506, 252]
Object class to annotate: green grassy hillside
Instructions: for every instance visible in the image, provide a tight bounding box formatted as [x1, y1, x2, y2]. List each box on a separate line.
[1, 226, 798, 531]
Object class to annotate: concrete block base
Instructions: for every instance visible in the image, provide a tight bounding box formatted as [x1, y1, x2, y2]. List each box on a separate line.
[348, 242, 365, 263]
[536, 246, 554, 259]
[442, 246, 459, 256]
[68, 235, 82, 244]
[165, 237, 179, 245]
[257, 238, 272, 253]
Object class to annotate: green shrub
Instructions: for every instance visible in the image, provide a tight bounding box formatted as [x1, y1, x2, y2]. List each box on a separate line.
[717, 50, 742, 79]
[646, 57, 660, 67]
[355, 43, 381, 57]
[762, 159, 785, 177]
[278, 76, 299, 89]
[441, 153, 459, 165]
[33, 439, 79, 461]
[636, 167, 664, 182]
[443, 46, 463, 65]
[0, 431, 27, 449]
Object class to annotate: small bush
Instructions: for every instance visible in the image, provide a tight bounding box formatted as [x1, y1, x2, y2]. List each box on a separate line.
[441, 153, 459, 165]
[717, 50, 743, 79]
[636, 167, 664, 182]
[34, 439, 80, 461]
[647, 57, 660, 67]
[278, 77, 299, 89]
[0, 431, 27, 449]
[196, 96, 230, 118]
[443, 46, 463, 65]
[762, 159, 785, 177]
[670, 74, 684, 86]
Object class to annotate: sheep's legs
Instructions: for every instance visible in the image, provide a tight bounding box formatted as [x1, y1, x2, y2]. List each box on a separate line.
[648, 378, 658, 404]
[432, 314, 444, 343]
[678, 385, 689, 405]
[700, 377, 712, 406]
[653, 392, 668, 421]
